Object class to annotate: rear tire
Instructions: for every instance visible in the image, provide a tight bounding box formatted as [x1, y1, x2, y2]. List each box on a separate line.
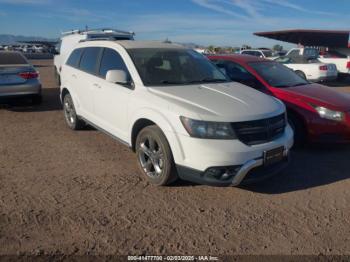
[295, 70, 306, 80]
[135, 125, 178, 186]
[288, 113, 306, 147]
[63, 93, 85, 130]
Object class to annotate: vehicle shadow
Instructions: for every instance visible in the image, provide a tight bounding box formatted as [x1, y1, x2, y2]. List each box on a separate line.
[325, 75, 350, 88]
[0, 87, 62, 112]
[243, 144, 350, 194]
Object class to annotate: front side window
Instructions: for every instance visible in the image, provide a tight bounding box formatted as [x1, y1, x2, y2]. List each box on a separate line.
[128, 48, 228, 86]
[249, 61, 309, 88]
[66, 48, 83, 68]
[98, 48, 130, 80]
[79, 47, 101, 74]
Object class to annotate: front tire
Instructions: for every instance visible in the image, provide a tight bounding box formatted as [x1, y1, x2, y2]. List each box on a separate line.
[63, 93, 85, 130]
[136, 125, 178, 186]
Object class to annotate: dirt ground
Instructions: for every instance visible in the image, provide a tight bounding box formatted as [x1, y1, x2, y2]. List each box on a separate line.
[1, 60, 350, 257]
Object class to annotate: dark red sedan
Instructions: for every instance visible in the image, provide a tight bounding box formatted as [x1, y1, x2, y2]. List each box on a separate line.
[208, 54, 350, 144]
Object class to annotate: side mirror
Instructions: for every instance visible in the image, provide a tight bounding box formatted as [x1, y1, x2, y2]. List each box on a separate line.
[106, 70, 128, 84]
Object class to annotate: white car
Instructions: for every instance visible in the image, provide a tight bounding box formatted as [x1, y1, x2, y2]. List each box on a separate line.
[60, 40, 293, 186]
[319, 51, 350, 75]
[274, 56, 337, 82]
[287, 47, 350, 75]
[54, 28, 134, 85]
[240, 49, 277, 60]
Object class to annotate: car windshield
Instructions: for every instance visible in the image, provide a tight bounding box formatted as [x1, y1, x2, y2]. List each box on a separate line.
[128, 48, 229, 86]
[249, 61, 309, 88]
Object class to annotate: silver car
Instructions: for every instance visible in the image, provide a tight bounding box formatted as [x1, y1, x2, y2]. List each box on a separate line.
[0, 51, 42, 104]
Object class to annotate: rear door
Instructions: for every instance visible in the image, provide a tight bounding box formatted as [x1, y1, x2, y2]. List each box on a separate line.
[75, 47, 102, 121]
[63, 47, 83, 97]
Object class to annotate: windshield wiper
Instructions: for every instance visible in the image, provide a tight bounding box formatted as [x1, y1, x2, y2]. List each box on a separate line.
[159, 80, 184, 85]
[288, 83, 308, 87]
[274, 82, 308, 88]
[187, 78, 228, 84]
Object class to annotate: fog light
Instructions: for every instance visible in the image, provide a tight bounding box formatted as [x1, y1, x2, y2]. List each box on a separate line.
[205, 167, 224, 179]
[205, 166, 241, 181]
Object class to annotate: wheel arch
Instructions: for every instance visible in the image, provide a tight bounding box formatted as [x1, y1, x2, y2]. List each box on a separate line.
[287, 107, 308, 138]
[129, 110, 185, 163]
[61, 87, 70, 102]
[131, 118, 156, 151]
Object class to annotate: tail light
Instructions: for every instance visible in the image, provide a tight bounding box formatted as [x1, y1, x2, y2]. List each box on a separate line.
[346, 61, 350, 69]
[18, 71, 39, 79]
[319, 65, 328, 71]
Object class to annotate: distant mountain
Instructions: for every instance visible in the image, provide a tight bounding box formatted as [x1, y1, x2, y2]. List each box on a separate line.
[0, 34, 57, 45]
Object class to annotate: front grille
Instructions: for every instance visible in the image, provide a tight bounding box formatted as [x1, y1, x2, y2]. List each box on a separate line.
[232, 114, 286, 146]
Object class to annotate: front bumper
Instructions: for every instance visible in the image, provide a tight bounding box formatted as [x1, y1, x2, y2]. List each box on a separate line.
[171, 125, 294, 186]
[177, 148, 290, 187]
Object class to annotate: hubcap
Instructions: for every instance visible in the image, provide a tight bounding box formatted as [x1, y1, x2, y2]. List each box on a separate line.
[138, 136, 164, 177]
[64, 97, 75, 126]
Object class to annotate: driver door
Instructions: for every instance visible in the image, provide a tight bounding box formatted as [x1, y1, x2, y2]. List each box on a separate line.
[92, 48, 133, 142]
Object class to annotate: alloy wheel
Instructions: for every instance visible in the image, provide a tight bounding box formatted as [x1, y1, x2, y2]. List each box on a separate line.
[138, 136, 164, 177]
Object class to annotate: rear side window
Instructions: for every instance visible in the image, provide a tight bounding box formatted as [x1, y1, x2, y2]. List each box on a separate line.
[214, 60, 265, 90]
[66, 48, 83, 68]
[98, 48, 130, 79]
[0, 52, 28, 65]
[79, 47, 102, 74]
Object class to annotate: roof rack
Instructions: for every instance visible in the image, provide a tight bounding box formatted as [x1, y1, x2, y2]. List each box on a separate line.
[79, 36, 132, 43]
[61, 28, 135, 36]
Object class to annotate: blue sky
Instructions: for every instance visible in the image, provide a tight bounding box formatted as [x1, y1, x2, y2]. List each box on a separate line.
[0, 0, 349, 47]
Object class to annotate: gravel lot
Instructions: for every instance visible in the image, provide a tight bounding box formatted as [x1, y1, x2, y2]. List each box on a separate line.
[1, 60, 350, 256]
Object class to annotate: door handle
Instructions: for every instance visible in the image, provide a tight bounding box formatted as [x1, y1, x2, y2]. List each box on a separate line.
[93, 83, 101, 89]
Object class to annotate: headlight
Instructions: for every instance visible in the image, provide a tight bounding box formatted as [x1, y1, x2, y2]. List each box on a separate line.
[180, 116, 236, 139]
[313, 106, 344, 122]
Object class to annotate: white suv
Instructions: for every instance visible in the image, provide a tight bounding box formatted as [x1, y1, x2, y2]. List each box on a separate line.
[60, 40, 293, 186]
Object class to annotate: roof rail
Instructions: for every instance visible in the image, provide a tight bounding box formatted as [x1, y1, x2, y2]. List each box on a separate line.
[61, 28, 135, 36]
[79, 37, 131, 43]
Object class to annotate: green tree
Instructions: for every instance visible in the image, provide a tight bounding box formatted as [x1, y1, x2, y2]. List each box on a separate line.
[272, 44, 283, 51]
[207, 45, 215, 53]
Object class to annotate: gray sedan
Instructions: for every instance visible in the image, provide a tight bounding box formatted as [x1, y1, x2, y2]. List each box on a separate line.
[0, 51, 42, 104]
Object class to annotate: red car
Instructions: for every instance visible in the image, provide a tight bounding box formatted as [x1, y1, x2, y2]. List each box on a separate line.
[208, 54, 350, 144]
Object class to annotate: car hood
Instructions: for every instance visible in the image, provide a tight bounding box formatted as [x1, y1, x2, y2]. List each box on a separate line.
[148, 82, 285, 122]
[283, 83, 350, 111]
